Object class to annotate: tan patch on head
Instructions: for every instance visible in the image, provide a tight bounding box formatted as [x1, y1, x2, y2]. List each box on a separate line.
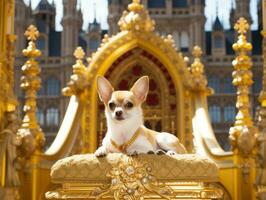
[111, 91, 140, 106]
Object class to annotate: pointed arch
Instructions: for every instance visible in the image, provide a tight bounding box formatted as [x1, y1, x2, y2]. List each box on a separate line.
[83, 31, 193, 152]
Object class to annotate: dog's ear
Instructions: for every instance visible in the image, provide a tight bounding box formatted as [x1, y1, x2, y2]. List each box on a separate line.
[97, 76, 114, 104]
[130, 76, 149, 103]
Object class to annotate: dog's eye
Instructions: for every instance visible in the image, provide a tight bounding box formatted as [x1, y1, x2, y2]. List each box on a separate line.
[109, 102, 115, 110]
[125, 102, 133, 109]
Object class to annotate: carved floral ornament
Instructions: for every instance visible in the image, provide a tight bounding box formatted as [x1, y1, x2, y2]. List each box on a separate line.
[92, 157, 173, 200]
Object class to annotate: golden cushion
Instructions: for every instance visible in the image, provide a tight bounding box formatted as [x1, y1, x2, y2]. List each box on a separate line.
[51, 153, 218, 183]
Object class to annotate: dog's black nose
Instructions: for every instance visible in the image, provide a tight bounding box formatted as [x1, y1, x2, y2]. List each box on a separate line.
[115, 110, 123, 117]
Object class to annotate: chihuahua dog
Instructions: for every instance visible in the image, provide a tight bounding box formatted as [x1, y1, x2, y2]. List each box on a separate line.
[95, 75, 187, 156]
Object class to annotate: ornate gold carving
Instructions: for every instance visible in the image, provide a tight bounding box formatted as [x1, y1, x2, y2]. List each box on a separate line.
[6, 34, 17, 112]
[62, 47, 88, 97]
[91, 157, 174, 200]
[189, 46, 212, 94]
[118, 0, 155, 32]
[17, 25, 45, 156]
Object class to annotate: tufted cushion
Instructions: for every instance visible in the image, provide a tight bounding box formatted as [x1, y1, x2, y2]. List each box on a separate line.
[51, 153, 218, 183]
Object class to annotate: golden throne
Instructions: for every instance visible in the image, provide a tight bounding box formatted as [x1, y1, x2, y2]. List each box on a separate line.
[3, 0, 263, 199]
[43, 0, 232, 199]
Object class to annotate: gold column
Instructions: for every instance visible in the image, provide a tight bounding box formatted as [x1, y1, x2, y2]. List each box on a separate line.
[229, 17, 258, 200]
[256, 1, 266, 198]
[259, 1, 266, 107]
[17, 25, 45, 155]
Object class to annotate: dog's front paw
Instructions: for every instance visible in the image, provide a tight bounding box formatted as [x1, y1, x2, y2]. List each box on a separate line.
[94, 146, 107, 157]
[127, 151, 139, 156]
[166, 150, 177, 156]
[155, 149, 166, 155]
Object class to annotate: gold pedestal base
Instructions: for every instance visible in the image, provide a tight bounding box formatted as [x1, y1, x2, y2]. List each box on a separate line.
[45, 153, 224, 200]
[46, 182, 223, 199]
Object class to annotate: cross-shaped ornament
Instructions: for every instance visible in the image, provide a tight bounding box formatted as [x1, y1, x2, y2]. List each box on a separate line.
[234, 17, 249, 35]
[24, 25, 39, 41]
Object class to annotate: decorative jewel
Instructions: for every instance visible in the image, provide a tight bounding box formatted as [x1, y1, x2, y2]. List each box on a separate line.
[142, 177, 148, 184]
[126, 166, 135, 175]
[127, 188, 134, 194]
[111, 178, 118, 185]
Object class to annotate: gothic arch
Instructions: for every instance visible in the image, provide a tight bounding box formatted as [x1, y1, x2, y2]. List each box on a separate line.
[82, 31, 192, 152]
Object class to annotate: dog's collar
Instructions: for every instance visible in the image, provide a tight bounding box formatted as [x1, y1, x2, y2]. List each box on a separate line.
[110, 127, 142, 153]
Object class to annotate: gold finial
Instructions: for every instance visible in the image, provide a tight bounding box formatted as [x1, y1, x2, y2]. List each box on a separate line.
[128, 0, 143, 11]
[74, 47, 85, 60]
[62, 47, 87, 96]
[17, 25, 45, 155]
[192, 45, 203, 58]
[118, 0, 155, 32]
[22, 25, 41, 58]
[189, 45, 210, 93]
[24, 25, 40, 41]
[229, 18, 258, 156]
[234, 17, 249, 35]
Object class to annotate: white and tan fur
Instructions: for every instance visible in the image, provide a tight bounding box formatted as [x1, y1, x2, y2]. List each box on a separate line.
[95, 76, 187, 156]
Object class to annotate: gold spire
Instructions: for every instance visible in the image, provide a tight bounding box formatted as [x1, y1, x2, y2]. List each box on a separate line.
[118, 0, 155, 32]
[62, 47, 87, 96]
[17, 25, 45, 155]
[229, 18, 258, 155]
